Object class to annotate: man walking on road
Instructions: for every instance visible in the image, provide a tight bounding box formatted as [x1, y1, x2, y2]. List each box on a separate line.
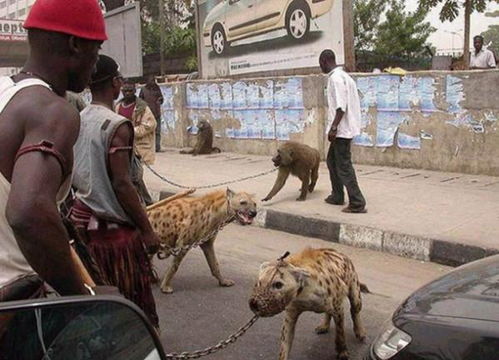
[70, 55, 160, 328]
[0, 0, 106, 300]
[320, 49, 367, 214]
[140, 75, 164, 152]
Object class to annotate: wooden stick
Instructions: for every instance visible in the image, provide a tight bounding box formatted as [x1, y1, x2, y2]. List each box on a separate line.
[146, 188, 196, 212]
[70, 245, 96, 287]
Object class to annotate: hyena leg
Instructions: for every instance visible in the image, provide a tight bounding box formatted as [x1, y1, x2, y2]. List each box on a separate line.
[349, 280, 366, 342]
[279, 310, 301, 360]
[160, 249, 188, 294]
[333, 303, 349, 360]
[200, 237, 234, 287]
[315, 313, 332, 334]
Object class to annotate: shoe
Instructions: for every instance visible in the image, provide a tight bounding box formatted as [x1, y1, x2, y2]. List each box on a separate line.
[342, 206, 367, 214]
[324, 195, 344, 205]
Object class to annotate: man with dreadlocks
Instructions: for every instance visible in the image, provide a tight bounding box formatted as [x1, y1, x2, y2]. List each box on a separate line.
[69, 55, 160, 328]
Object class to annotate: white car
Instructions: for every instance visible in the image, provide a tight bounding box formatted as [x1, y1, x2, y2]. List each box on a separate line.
[203, 0, 333, 55]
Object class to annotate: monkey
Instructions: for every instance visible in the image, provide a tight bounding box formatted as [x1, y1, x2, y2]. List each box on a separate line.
[262, 141, 320, 202]
[180, 119, 222, 156]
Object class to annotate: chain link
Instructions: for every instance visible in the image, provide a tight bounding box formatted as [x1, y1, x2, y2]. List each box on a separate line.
[143, 162, 277, 190]
[157, 219, 229, 258]
[165, 315, 259, 359]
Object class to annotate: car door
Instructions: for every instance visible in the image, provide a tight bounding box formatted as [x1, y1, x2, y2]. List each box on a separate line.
[252, 0, 287, 32]
[225, 0, 259, 39]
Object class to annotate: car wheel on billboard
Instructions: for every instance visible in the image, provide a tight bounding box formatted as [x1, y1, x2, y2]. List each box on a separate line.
[285, 2, 310, 40]
[211, 24, 227, 56]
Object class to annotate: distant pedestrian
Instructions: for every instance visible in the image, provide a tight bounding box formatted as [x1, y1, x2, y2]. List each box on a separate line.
[116, 80, 157, 164]
[320, 49, 367, 214]
[140, 75, 164, 152]
[470, 35, 496, 69]
[70, 55, 160, 328]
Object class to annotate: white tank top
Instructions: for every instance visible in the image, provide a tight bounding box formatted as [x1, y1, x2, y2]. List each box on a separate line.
[0, 76, 52, 287]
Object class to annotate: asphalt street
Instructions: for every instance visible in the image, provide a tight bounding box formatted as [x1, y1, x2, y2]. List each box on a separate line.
[151, 224, 450, 360]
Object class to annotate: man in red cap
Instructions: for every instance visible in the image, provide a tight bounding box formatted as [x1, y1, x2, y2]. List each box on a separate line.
[0, 0, 107, 300]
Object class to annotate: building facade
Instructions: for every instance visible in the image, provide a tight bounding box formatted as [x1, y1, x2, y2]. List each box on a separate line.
[0, 0, 35, 20]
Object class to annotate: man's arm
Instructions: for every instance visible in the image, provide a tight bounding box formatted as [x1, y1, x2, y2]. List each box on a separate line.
[108, 123, 160, 253]
[134, 106, 157, 139]
[328, 75, 347, 141]
[488, 51, 497, 68]
[6, 100, 88, 296]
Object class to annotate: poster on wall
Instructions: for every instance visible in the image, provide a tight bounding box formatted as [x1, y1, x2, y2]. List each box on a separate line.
[197, 0, 345, 79]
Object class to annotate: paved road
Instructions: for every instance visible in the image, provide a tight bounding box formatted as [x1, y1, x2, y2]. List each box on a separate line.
[152, 225, 450, 360]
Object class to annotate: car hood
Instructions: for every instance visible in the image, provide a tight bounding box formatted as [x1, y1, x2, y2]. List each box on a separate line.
[203, 2, 226, 30]
[395, 255, 499, 322]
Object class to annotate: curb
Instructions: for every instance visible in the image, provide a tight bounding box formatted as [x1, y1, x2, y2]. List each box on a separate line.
[159, 191, 499, 267]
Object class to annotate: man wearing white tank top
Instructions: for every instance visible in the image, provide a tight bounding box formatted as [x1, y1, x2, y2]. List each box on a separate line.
[0, 0, 107, 300]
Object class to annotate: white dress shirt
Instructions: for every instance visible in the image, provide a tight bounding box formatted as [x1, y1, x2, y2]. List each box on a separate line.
[326, 67, 362, 139]
[470, 49, 497, 69]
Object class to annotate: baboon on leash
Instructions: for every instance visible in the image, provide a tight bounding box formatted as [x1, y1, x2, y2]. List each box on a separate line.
[262, 141, 320, 202]
[180, 119, 221, 155]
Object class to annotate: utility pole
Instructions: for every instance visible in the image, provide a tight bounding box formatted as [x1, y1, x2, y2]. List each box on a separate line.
[342, 0, 356, 72]
[159, 0, 165, 75]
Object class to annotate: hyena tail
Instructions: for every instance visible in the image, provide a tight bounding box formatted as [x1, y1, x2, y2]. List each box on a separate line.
[359, 282, 371, 294]
[360, 282, 391, 298]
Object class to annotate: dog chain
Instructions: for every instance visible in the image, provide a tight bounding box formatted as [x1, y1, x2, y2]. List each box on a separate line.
[157, 220, 229, 258]
[143, 161, 277, 190]
[165, 315, 259, 359]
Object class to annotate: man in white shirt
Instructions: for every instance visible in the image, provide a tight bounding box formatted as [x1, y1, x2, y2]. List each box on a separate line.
[320, 50, 366, 213]
[470, 35, 497, 69]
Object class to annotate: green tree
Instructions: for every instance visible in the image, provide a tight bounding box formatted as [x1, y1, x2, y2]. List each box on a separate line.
[418, 0, 499, 68]
[374, 0, 435, 58]
[354, 0, 386, 51]
[481, 24, 499, 57]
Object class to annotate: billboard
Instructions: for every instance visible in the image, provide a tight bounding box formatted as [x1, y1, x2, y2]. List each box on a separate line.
[102, 2, 143, 77]
[0, 19, 27, 42]
[197, 0, 344, 78]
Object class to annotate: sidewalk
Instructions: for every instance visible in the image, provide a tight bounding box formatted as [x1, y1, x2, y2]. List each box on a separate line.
[144, 149, 499, 267]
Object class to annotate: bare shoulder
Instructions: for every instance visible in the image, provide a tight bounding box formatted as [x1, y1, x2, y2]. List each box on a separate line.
[17, 87, 80, 148]
[23, 87, 79, 129]
[111, 120, 134, 145]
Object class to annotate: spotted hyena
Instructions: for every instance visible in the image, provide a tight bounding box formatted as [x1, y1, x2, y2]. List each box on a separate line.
[249, 248, 369, 360]
[147, 188, 257, 294]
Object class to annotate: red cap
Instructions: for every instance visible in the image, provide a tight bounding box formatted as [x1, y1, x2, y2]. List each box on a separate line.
[24, 0, 107, 41]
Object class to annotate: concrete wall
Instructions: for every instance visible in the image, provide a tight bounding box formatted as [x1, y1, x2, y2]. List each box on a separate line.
[158, 69, 499, 176]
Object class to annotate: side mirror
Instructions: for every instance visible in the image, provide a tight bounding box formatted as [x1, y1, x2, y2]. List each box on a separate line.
[0, 295, 166, 360]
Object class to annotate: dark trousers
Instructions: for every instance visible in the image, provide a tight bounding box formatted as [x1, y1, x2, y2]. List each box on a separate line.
[326, 138, 366, 209]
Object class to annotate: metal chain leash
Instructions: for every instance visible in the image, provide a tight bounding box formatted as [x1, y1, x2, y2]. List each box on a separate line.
[157, 219, 230, 258]
[165, 315, 259, 359]
[143, 162, 277, 190]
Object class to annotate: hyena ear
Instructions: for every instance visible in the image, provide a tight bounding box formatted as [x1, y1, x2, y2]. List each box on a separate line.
[226, 188, 235, 200]
[289, 265, 310, 286]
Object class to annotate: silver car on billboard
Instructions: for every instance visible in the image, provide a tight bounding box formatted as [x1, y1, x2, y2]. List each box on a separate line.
[203, 0, 334, 55]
